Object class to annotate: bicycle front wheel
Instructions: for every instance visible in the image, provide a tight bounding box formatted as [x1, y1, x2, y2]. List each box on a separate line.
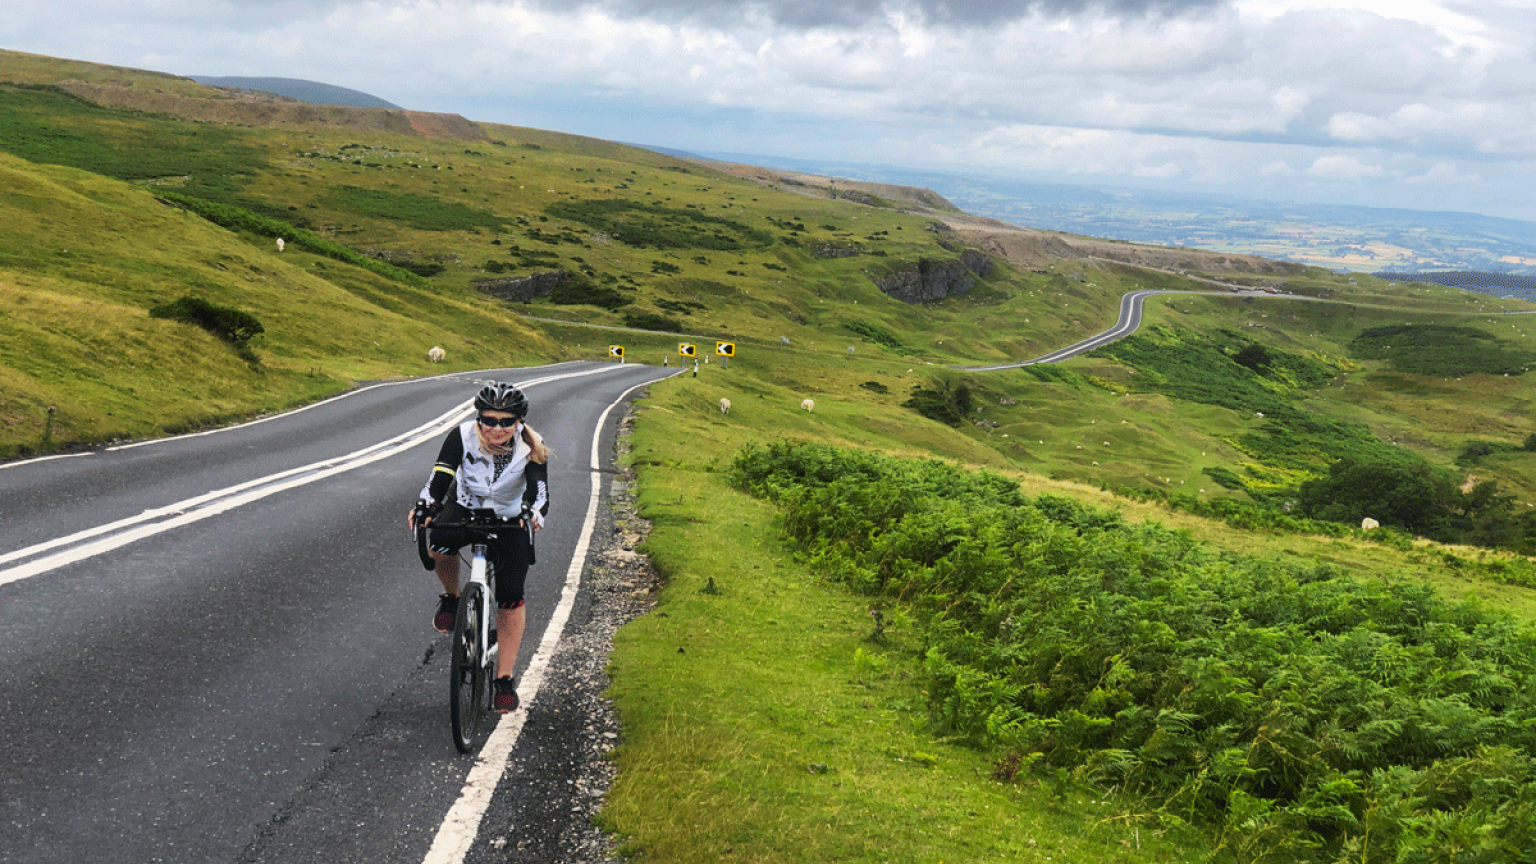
[449, 582, 490, 753]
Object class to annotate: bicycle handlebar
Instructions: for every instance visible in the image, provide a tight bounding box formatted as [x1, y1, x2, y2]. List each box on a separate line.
[413, 504, 529, 571]
[415, 521, 435, 570]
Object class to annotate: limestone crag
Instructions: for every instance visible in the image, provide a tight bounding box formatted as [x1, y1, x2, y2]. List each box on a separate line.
[473, 270, 569, 302]
[872, 250, 994, 303]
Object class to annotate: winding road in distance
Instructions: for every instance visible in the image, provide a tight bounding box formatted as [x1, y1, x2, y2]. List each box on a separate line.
[0, 361, 673, 864]
[959, 273, 1536, 372]
[957, 287, 1331, 371]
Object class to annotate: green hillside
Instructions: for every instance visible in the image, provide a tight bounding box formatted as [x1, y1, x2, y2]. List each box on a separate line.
[6, 49, 1536, 862]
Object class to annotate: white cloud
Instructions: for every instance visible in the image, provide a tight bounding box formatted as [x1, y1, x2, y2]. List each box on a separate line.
[1133, 162, 1184, 178]
[1407, 161, 1481, 184]
[1306, 154, 1385, 179]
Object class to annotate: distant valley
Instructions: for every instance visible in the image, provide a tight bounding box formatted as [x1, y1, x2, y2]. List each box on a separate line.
[701, 152, 1536, 278]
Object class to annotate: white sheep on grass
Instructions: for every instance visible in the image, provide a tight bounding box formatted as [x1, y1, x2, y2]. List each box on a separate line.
[1361, 517, 1379, 531]
[276, 238, 285, 252]
[719, 397, 731, 415]
[801, 398, 815, 412]
[428, 346, 446, 363]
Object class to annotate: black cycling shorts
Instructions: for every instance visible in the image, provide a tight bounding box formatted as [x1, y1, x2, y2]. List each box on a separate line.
[428, 501, 534, 608]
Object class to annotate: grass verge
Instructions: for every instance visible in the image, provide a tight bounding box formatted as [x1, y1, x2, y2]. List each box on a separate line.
[602, 377, 1205, 862]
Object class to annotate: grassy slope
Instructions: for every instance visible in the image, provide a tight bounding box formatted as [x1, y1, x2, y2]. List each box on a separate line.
[5, 51, 1536, 861]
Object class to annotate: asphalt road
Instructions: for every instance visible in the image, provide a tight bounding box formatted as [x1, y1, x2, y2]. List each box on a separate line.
[957, 288, 1217, 370]
[0, 361, 674, 864]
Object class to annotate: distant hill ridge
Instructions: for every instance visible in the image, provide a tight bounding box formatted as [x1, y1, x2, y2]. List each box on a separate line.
[190, 76, 402, 110]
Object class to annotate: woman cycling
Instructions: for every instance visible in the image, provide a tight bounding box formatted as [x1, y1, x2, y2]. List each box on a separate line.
[407, 382, 550, 713]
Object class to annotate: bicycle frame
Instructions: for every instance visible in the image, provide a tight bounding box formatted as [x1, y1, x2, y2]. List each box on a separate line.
[463, 538, 499, 674]
[416, 506, 514, 752]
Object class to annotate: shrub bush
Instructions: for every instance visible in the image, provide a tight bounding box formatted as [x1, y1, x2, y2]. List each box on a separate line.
[903, 378, 973, 427]
[551, 280, 630, 310]
[149, 295, 264, 362]
[843, 320, 911, 354]
[620, 311, 684, 333]
[1351, 324, 1533, 377]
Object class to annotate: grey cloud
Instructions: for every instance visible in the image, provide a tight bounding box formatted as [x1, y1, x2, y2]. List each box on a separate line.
[579, 0, 1227, 29]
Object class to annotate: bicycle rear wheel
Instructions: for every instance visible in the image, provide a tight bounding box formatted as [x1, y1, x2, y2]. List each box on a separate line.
[450, 582, 490, 753]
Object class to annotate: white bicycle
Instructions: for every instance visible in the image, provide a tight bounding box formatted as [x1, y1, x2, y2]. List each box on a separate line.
[415, 505, 508, 753]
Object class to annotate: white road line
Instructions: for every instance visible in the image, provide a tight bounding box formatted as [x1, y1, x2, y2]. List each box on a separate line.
[0, 366, 622, 587]
[422, 373, 672, 864]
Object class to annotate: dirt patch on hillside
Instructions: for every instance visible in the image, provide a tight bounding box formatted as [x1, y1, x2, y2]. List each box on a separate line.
[54, 80, 491, 142]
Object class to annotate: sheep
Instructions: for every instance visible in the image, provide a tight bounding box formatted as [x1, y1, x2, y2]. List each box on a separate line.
[276, 237, 285, 252]
[428, 345, 446, 363]
[801, 398, 814, 412]
[1361, 517, 1379, 531]
[719, 397, 731, 415]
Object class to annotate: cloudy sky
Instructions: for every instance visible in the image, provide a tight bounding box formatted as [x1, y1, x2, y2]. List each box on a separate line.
[6, 0, 1535, 221]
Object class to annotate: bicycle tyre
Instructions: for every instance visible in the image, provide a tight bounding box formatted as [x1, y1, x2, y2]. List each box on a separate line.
[450, 582, 489, 753]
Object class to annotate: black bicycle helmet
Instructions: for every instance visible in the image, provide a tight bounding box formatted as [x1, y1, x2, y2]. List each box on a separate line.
[474, 382, 529, 417]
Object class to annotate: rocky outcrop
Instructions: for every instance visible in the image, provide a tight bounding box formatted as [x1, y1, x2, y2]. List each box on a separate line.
[473, 270, 569, 302]
[871, 250, 994, 303]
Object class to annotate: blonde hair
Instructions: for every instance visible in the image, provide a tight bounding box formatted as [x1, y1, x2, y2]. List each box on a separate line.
[474, 421, 550, 464]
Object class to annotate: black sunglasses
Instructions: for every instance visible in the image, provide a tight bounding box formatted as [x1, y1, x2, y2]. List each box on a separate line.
[477, 415, 522, 428]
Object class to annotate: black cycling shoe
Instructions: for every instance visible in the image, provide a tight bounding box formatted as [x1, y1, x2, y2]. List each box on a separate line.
[492, 676, 519, 713]
[433, 593, 458, 633]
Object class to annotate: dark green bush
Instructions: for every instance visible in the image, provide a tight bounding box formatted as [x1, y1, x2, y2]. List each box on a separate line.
[1298, 457, 1464, 542]
[904, 378, 973, 427]
[620, 311, 684, 332]
[551, 280, 630, 310]
[1458, 439, 1518, 466]
[1202, 465, 1246, 490]
[1232, 342, 1273, 371]
[843, 320, 910, 353]
[149, 295, 264, 362]
[1351, 324, 1533, 377]
[393, 259, 446, 277]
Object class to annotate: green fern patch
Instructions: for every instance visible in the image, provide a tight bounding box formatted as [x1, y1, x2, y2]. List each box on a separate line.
[732, 441, 1536, 862]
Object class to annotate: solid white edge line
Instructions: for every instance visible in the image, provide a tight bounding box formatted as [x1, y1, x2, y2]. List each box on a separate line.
[0, 451, 92, 472]
[422, 372, 674, 864]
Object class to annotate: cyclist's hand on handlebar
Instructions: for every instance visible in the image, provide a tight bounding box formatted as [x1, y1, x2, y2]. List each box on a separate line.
[518, 508, 544, 533]
[408, 499, 440, 531]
